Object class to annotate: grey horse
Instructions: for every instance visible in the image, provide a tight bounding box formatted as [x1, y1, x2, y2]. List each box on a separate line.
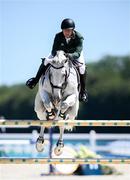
[34, 50, 79, 155]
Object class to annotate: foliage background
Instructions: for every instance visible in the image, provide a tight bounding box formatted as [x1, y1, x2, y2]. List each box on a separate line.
[0, 55, 130, 133]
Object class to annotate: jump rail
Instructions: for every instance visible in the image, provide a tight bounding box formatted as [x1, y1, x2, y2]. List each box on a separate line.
[0, 120, 130, 127]
[0, 158, 130, 164]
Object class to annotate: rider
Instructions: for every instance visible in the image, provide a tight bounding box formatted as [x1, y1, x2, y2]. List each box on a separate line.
[26, 18, 88, 102]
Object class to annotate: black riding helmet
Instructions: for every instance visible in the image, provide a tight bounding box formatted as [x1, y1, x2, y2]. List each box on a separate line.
[61, 18, 75, 29]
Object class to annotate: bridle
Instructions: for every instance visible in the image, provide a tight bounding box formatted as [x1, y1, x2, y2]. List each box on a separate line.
[49, 60, 70, 94]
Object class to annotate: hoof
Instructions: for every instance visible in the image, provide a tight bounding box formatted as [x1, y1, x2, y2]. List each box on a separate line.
[54, 146, 63, 156]
[36, 136, 45, 152]
[54, 139, 64, 156]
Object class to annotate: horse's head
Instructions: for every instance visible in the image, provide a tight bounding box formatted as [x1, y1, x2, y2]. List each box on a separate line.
[51, 50, 68, 66]
[49, 51, 70, 104]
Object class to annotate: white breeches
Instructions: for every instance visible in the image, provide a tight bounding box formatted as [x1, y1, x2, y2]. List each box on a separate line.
[76, 51, 85, 74]
[44, 51, 85, 74]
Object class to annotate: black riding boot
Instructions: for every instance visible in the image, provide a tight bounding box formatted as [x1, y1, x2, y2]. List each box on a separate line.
[26, 59, 48, 89]
[79, 73, 88, 102]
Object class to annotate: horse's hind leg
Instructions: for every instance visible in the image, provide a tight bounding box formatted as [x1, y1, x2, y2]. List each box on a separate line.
[54, 126, 64, 156]
[36, 126, 45, 152]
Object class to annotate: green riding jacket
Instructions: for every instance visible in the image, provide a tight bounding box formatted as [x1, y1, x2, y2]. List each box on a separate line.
[51, 30, 84, 60]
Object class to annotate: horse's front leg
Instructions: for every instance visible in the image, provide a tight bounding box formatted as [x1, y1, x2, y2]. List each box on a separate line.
[36, 126, 45, 152]
[54, 126, 64, 156]
[59, 94, 77, 119]
[40, 90, 55, 120]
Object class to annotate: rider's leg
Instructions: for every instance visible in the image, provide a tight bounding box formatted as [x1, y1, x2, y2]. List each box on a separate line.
[76, 52, 88, 102]
[26, 55, 53, 89]
[79, 72, 88, 102]
[26, 60, 47, 89]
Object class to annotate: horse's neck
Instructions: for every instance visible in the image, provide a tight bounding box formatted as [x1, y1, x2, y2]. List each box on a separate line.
[45, 65, 51, 76]
[39, 66, 51, 90]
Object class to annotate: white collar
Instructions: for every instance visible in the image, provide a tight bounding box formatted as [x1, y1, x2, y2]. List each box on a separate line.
[65, 37, 71, 44]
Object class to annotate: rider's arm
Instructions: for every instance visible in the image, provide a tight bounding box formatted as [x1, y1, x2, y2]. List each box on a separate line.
[68, 37, 83, 60]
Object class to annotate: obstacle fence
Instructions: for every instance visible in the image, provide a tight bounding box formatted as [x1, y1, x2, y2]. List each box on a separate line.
[0, 120, 130, 127]
[0, 158, 130, 164]
[0, 119, 130, 164]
